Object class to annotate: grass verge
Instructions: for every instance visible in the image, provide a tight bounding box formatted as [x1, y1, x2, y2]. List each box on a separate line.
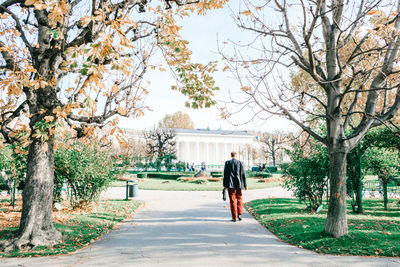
[245, 198, 400, 257]
[111, 178, 282, 191]
[0, 199, 143, 257]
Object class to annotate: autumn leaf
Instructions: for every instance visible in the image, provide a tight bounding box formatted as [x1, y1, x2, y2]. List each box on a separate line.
[240, 10, 253, 17]
[44, 116, 54, 123]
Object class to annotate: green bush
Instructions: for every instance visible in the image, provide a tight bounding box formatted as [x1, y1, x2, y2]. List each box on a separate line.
[54, 143, 117, 209]
[147, 172, 193, 179]
[210, 171, 223, 177]
[283, 143, 329, 211]
[279, 163, 290, 173]
[251, 166, 259, 172]
[0, 144, 27, 192]
[175, 161, 186, 171]
[137, 173, 148, 178]
[261, 173, 271, 178]
[247, 171, 271, 178]
[267, 166, 278, 172]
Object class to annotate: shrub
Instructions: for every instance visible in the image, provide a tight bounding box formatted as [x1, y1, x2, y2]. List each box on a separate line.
[210, 171, 223, 177]
[0, 144, 27, 193]
[283, 143, 329, 211]
[251, 166, 259, 172]
[137, 173, 148, 178]
[175, 161, 186, 171]
[247, 171, 271, 178]
[147, 172, 193, 180]
[54, 143, 117, 209]
[266, 166, 278, 172]
[279, 163, 290, 173]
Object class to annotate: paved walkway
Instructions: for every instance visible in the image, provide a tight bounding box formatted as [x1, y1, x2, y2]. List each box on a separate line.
[1, 188, 400, 267]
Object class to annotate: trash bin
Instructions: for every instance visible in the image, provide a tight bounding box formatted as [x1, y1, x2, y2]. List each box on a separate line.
[128, 184, 139, 197]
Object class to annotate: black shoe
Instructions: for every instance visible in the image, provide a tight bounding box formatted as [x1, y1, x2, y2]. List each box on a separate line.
[231, 219, 236, 222]
[238, 215, 242, 221]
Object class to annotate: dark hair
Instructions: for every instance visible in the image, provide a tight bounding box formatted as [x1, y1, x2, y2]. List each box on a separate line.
[231, 151, 236, 157]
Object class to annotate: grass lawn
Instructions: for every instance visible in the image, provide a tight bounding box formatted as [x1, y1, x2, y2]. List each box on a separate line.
[0, 199, 143, 257]
[111, 177, 282, 191]
[245, 198, 400, 257]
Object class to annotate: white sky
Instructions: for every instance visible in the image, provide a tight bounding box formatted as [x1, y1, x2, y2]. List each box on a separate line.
[118, 2, 297, 133]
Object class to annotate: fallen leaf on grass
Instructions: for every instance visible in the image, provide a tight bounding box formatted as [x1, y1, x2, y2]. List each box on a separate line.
[382, 231, 392, 235]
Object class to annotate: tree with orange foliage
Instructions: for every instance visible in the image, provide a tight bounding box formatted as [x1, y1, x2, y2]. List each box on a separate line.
[159, 111, 194, 129]
[222, 1, 400, 238]
[0, 0, 226, 251]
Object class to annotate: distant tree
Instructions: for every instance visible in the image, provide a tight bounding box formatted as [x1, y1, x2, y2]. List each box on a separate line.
[143, 128, 176, 170]
[259, 132, 286, 167]
[159, 111, 195, 129]
[364, 147, 400, 210]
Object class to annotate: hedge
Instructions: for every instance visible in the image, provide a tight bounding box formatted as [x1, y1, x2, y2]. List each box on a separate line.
[267, 166, 278, 172]
[146, 172, 195, 180]
[137, 173, 147, 178]
[247, 171, 271, 178]
[210, 171, 223, 177]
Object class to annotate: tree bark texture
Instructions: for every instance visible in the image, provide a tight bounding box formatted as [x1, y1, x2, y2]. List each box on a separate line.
[355, 182, 363, 214]
[383, 179, 388, 211]
[2, 138, 61, 252]
[325, 149, 349, 237]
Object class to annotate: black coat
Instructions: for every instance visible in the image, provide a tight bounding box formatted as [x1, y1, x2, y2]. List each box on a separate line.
[223, 158, 247, 189]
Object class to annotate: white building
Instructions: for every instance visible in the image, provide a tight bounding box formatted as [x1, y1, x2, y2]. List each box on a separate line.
[174, 129, 254, 168]
[123, 128, 289, 169]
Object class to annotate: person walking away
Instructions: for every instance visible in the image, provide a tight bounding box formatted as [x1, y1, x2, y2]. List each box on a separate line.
[223, 152, 247, 222]
[191, 162, 195, 172]
[201, 162, 206, 171]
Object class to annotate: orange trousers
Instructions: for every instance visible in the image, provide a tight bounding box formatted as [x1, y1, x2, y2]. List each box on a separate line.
[228, 188, 242, 220]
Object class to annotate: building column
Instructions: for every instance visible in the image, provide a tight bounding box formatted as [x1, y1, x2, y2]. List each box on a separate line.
[196, 142, 200, 164]
[176, 141, 180, 160]
[185, 142, 190, 163]
[224, 143, 227, 160]
[206, 143, 209, 165]
[214, 142, 218, 165]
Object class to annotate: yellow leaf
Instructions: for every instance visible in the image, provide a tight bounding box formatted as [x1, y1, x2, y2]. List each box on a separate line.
[44, 116, 54, 123]
[367, 10, 378, 15]
[111, 84, 119, 94]
[240, 10, 252, 17]
[222, 66, 229, 72]
[25, 0, 35, 5]
[241, 86, 251, 92]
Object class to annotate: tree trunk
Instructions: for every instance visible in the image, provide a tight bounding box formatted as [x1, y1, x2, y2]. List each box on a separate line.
[383, 179, 388, 211]
[355, 183, 363, 214]
[355, 144, 363, 214]
[325, 149, 349, 238]
[1, 138, 62, 252]
[272, 149, 276, 167]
